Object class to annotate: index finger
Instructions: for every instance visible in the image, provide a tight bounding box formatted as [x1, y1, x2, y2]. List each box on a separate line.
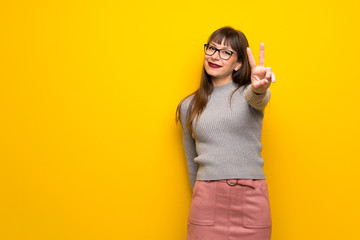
[259, 42, 264, 67]
[246, 47, 257, 69]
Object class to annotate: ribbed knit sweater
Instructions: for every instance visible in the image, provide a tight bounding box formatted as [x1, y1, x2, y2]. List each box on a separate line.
[179, 81, 271, 190]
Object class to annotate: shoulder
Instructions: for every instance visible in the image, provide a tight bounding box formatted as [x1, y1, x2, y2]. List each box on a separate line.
[233, 83, 251, 94]
[180, 94, 195, 113]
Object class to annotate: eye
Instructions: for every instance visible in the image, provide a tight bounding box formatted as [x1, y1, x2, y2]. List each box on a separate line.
[224, 50, 232, 55]
[209, 46, 216, 50]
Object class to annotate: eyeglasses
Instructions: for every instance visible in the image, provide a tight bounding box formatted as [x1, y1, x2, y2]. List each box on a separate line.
[204, 43, 240, 60]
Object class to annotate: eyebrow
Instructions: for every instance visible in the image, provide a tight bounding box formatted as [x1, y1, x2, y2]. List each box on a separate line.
[209, 43, 232, 51]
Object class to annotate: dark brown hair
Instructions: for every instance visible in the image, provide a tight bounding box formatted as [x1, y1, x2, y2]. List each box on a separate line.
[175, 26, 252, 133]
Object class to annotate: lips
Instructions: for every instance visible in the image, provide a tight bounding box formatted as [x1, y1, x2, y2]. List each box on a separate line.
[208, 62, 222, 68]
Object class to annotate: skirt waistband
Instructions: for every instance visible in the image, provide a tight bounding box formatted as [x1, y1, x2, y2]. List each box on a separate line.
[199, 179, 262, 189]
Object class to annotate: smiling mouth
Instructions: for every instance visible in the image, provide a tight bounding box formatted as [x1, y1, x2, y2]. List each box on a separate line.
[208, 62, 222, 68]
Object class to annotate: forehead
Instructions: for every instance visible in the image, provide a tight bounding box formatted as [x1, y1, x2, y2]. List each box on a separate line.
[209, 39, 233, 50]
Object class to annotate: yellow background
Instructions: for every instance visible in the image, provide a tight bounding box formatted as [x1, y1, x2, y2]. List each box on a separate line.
[1, 0, 359, 239]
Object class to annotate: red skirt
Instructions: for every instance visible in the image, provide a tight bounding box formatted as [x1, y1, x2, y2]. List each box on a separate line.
[187, 179, 272, 240]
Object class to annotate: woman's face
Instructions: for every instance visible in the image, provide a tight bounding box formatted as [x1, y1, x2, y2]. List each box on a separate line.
[204, 39, 242, 82]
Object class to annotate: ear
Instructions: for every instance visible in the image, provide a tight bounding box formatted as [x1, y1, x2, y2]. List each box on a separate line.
[234, 62, 242, 72]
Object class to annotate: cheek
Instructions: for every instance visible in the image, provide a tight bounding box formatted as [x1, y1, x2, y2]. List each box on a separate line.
[203, 59, 208, 68]
[229, 60, 239, 69]
[203, 57, 207, 65]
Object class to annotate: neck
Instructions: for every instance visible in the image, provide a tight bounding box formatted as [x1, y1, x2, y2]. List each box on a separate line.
[211, 75, 233, 87]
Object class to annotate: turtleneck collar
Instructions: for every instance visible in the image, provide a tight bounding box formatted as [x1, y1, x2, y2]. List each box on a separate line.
[212, 80, 238, 92]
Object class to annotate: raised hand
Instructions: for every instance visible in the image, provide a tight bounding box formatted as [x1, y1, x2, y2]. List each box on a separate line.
[246, 42, 275, 94]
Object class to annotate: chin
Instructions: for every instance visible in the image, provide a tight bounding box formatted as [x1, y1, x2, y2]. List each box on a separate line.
[206, 70, 220, 78]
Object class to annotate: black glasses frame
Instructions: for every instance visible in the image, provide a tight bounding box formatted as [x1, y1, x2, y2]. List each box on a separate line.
[204, 43, 240, 60]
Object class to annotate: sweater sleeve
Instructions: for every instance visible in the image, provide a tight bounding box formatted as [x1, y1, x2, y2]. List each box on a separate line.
[179, 99, 199, 190]
[244, 84, 271, 112]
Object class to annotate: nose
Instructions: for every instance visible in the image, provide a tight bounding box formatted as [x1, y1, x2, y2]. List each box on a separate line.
[210, 50, 221, 61]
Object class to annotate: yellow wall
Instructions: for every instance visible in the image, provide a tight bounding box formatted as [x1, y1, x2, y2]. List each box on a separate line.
[1, 0, 359, 239]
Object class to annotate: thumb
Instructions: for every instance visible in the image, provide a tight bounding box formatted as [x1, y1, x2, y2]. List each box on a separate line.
[252, 80, 262, 89]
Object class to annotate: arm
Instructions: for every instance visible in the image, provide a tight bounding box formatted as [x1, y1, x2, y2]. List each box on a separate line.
[179, 100, 199, 190]
[244, 84, 271, 112]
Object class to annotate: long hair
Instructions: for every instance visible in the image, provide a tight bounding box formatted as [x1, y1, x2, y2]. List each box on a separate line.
[175, 26, 252, 134]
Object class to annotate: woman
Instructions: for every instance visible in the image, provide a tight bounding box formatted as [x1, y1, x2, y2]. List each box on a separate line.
[175, 26, 276, 240]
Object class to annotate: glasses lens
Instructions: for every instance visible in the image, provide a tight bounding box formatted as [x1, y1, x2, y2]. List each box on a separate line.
[220, 50, 232, 60]
[204, 44, 235, 60]
[205, 45, 215, 55]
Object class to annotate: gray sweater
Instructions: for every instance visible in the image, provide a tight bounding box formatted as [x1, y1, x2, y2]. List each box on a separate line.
[179, 81, 271, 190]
